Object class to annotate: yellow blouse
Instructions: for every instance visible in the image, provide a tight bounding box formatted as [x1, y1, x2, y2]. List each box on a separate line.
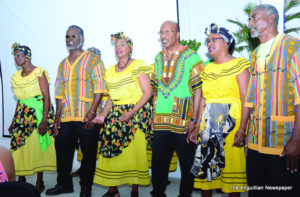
[200, 58, 250, 120]
[11, 67, 50, 100]
[104, 60, 151, 105]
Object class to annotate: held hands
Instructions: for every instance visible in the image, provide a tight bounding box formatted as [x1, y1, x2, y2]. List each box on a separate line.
[185, 120, 198, 144]
[233, 129, 247, 147]
[93, 115, 105, 125]
[83, 110, 96, 129]
[281, 138, 300, 173]
[54, 116, 61, 135]
[119, 110, 135, 122]
[38, 119, 47, 136]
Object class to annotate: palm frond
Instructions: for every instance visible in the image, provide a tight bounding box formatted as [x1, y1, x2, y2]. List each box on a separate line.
[285, 27, 300, 34]
[285, 0, 300, 12]
[244, 2, 257, 16]
[285, 12, 300, 23]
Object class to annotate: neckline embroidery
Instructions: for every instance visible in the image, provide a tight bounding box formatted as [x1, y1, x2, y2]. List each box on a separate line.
[156, 46, 195, 98]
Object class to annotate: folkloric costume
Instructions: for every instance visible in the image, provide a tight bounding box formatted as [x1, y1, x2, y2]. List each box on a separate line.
[245, 33, 300, 195]
[93, 33, 152, 186]
[191, 24, 248, 192]
[10, 43, 56, 176]
[150, 38, 203, 196]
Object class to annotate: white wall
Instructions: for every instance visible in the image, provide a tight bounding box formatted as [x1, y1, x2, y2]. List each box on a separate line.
[0, 0, 177, 138]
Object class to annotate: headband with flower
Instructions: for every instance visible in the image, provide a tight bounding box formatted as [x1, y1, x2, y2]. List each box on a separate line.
[11, 43, 32, 60]
[111, 32, 133, 49]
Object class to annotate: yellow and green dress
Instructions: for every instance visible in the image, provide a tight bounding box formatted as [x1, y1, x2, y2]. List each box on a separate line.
[93, 60, 152, 186]
[10, 67, 56, 176]
[191, 58, 249, 192]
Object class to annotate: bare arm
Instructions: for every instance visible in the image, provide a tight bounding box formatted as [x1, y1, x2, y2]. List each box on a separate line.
[93, 96, 112, 125]
[188, 92, 204, 144]
[119, 73, 153, 122]
[54, 99, 62, 135]
[281, 104, 300, 173]
[83, 93, 102, 129]
[233, 69, 250, 147]
[0, 146, 16, 181]
[38, 72, 50, 136]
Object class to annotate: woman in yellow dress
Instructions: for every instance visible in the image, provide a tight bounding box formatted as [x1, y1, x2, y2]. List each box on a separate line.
[93, 32, 152, 197]
[8, 43, 56, 193]
[189, 23, 250, 197]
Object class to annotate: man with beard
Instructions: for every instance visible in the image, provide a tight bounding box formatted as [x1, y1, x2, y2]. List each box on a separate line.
[46, 25, 106, 197]
[245, 4, 300, 197]
[150, 20, 203, 197]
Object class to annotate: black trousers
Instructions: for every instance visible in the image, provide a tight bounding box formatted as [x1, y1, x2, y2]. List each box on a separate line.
[247, 149, 300, 197]
[151, 130, 196, 197]
[54, 121, 99, 189]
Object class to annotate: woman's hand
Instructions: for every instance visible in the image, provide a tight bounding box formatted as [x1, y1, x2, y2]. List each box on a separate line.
[233, 129, 247, 147]
[119, 110, 135, 122]
[93, 115, 105, 125]
[38, 119, 47, 136]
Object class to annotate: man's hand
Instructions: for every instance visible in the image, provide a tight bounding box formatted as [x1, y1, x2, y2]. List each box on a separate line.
[281, 138, 300, 173]
[54, 116, 61, 135]
[38, 120, 47, 136]
[83, 111, 96, 129]
[187, 127, 199, 144]
[186, 121, 195, 135]
[8, 123, 13, 134]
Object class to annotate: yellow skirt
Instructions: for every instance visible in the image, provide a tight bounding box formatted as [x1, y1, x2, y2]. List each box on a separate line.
[11, 130, 56, 176]
[194, 123, 247, 193]
[147, 149, 178, 172]
[94, 129, 150, 186]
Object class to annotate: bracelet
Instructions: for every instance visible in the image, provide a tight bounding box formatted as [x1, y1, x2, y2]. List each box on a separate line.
[195, 124, 200, 128]
[190, 118, 197, 124]
[237, 129, 247, 135]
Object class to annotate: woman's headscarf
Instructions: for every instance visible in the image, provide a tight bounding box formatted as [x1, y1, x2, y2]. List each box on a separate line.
[11, 43, 32, 60]
[205, 23, 235, 53]
[111, 32, 133, 50]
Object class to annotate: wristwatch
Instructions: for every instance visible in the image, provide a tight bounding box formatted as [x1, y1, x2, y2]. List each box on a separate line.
[190, 118, 197, 124]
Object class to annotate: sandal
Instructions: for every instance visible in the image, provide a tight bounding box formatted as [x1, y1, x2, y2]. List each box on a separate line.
[36, 180, 45, 193]
[102, 190, 120, 197]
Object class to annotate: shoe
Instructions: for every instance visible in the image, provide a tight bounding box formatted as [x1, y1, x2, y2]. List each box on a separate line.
[102, 190, 120, 197]
[80, 186, 91, 197]
[36, 180, 45, 193]
[131, 190, 138, 197]
[45, 184, 74, 195]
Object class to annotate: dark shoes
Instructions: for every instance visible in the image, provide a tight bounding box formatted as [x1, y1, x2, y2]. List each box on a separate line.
[45, 184, 74, 195]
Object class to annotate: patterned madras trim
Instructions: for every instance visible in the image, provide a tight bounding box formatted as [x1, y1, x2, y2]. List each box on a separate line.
[153, 114, 187, 133]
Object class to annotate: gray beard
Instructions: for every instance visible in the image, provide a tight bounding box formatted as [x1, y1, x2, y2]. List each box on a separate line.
[250, 32, 260, 38]
[67, 41, 83, 50]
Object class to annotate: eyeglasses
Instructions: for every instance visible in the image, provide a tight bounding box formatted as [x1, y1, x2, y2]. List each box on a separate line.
[205, 37, 224, 46]
[65, 34, 78, 39]
[14, 52, 24, 57]
[158, 30, 175, 36]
